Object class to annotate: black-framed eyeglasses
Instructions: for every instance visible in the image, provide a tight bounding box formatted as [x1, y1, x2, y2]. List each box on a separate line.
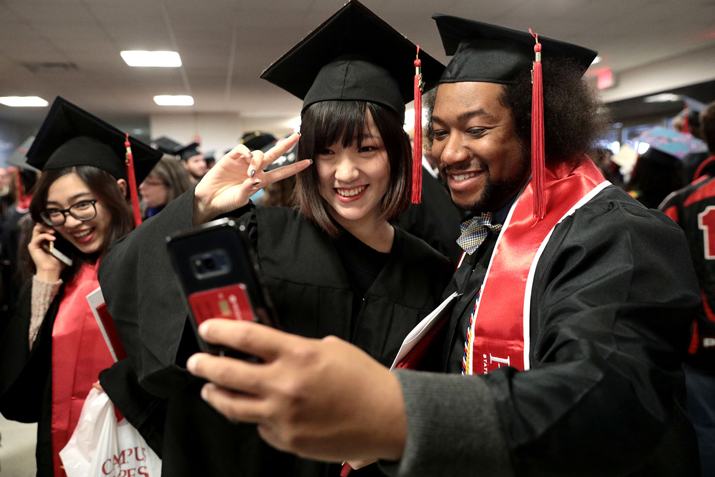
[41, 199, 98, 227]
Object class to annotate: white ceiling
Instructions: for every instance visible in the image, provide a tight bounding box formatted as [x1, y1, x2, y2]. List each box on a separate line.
[0, 0, 714, 127]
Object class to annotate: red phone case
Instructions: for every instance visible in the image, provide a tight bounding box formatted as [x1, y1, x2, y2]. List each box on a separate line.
[187, 283, 256, 326]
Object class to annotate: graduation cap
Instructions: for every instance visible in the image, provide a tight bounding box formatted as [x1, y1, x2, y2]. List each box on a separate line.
[263, 137, 298, 173]
[26, 97, 162, 226]
[6, 136, 37, 205]
[261, 0, 446, 203]
[7, 136, 37, 172]
[152, 136, 181, 155]
[432, 14, 597, 219]
[175, 142, 201, 161]
[637, 126, 707, 160]
[240, 131, 277, 152]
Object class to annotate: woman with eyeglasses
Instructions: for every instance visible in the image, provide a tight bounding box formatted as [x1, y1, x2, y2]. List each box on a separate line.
[0, 97, 160, 477]
[139, 155, 193, 219]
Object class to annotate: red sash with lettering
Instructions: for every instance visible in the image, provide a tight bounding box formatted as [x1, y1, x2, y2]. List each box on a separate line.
[468, 158, 608, 375]
[51, 262, 115, 477]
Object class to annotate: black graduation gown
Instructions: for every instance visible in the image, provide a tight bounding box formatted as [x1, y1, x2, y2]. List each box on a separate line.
[0, 206, 30, 329]
[392, 167, 463, 265]
[98, 189, 452, 477]
[430, 185, 701, 476]
[0, 283, 65, 477]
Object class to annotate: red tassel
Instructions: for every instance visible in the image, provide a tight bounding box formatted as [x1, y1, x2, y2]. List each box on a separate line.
[412, 45, 423, 204]
[682, 105, 691, 134]
[529, 29, 545, 220]
[124, 134, 142, 227]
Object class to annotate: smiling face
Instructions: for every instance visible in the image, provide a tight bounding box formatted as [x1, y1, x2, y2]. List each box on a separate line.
[431, 82, 530, 213]
[45, 172, 112, 255]
[315, 111, 390, 228]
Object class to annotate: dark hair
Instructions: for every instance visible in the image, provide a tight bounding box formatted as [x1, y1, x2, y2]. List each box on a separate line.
[626, 149, 685, 209]
[28, 165, 133, 282]
[295, 100, 412, 236]
[701, 101, 715, 154]
[499, 57, 610, 164]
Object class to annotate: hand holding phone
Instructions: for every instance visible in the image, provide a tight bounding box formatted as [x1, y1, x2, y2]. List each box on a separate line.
[29, 223, 71, 280]
[167, 218, 279, 356]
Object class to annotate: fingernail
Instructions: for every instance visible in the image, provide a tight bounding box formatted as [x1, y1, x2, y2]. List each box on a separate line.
[248, 151, 253, 158]
[198, 321, 210, 336]
[308, 159, 313, 165]
[201, 384, 210, 400]
[187, 355, 197, 372]
[249, 169, 256, 178]
[296, 132, 301, 137]
[253, 180, 261, 187]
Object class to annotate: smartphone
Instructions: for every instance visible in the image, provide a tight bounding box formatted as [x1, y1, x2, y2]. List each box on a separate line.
[166, 217, 279, 356]
[45, 233, 74, 266]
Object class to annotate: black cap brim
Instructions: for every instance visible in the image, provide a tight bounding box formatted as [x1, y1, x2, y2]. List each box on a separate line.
[175, 142, 201, 161]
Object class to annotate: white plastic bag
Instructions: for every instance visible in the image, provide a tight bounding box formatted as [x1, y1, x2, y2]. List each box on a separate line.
[60, 388, 162, 477]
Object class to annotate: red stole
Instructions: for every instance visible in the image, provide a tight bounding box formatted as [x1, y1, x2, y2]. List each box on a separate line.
[51, 261, 114, 477]
[467, 159, 608, 375]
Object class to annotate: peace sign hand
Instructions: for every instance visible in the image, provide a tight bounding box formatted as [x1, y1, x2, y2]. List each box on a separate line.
[193, 133, 311, 224]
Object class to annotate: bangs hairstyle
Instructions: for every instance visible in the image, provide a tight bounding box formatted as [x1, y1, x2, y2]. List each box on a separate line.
[28, 165, 133, 282]
[295, 100, 412, 236]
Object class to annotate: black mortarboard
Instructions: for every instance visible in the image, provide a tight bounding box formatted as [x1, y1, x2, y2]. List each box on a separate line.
[7, 137, 38, 172]
[27, 97, 161, 184]
[432, 15, 597, 85]
[26, 97, 162, 226]
[152, 136, 181, 155]
[175, 142, 201, 161]
[240, 131, 277, 152]
[260, 0, 445, 120]
[432, 15, 597, 219]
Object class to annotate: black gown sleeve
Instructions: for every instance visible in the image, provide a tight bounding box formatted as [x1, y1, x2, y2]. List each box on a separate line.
[0, 281, 61, 423]
[98, 188, 254, 396]
[389, 191, 701, 477]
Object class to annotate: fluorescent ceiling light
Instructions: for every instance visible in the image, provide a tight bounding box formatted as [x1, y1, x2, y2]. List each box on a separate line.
[121, 51, 181, 67]
[0, 96, 48, 107]
[591, 56, 602, 65]
[154, 95, 194, 106]
[644, 93, 682, 103]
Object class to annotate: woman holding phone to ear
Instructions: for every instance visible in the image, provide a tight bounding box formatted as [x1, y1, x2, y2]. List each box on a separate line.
[97, 2, 452, 476]
[0, 97, 161, 477]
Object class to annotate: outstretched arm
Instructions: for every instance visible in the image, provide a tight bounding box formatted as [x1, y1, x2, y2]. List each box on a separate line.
[186, 319, 407, 463]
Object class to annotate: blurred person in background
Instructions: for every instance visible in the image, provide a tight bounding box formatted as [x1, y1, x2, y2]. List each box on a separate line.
[176, 142, 207, 184]
[626, 147, 686, 208]
[0, 167, 14, 221]
[1, 142, 39, 330]
[659, 100, 715, 476]
[0, 97, 160, 477]
[139, 155, 193, 219]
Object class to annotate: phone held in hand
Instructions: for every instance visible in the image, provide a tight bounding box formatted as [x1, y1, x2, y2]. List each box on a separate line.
[46, 233, 74, 266]
[166, 217, 280, 357]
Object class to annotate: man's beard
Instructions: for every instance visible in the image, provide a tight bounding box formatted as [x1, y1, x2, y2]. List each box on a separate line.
[443, 153, 530, 214]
